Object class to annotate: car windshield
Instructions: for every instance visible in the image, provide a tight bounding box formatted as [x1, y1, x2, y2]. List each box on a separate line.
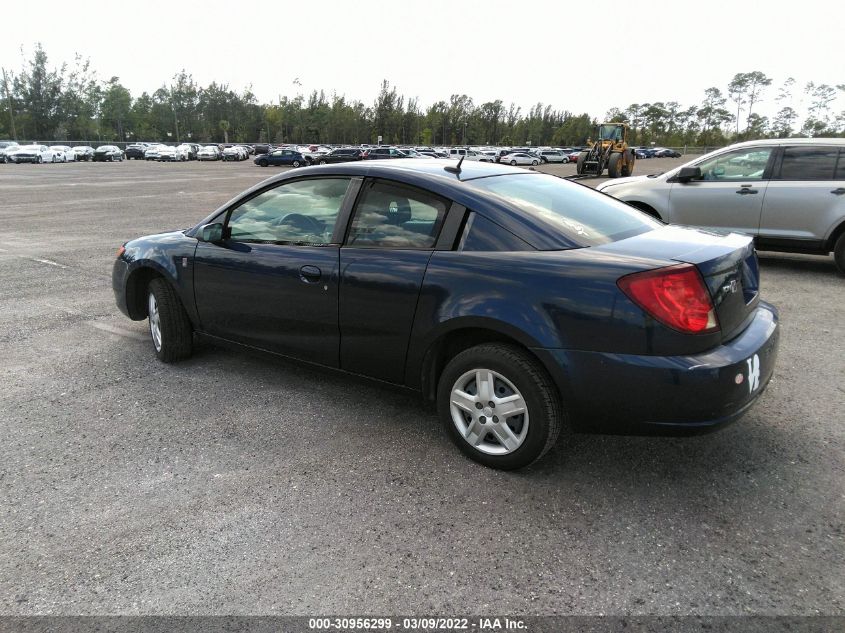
[468, 174, 660, 246]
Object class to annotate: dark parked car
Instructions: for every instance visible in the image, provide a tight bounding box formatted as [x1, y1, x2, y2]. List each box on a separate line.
[635, 147, 657, 159]
[362, 147, 407, 159]
[125, 143, 150, 160]
[254, 148, 306, 167]
[93, 145, 125, 162]
[654, 148, 682, 158]
[113, 160, 779, 469]
[313, 148, 363, 164]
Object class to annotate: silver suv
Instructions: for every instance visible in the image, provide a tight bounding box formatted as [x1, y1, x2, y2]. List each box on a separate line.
[596, 138, 845, 273]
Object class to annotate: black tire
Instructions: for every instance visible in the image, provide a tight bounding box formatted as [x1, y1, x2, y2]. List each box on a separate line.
[510, 160, 517, 166]
[292, 160, 301, 168]
[531, 160, 539, 166]
[258, 159, 268, 167]
[608, 153, 621, 178]
[834, 233, 845, 275]
[318, 159, 327, 165]
[621, 149, 635, 177]
[576, 151, 587, 175]
[437, 343, 565, 470]
[37, 156, 43, 164]
[147, 278, 193, 363]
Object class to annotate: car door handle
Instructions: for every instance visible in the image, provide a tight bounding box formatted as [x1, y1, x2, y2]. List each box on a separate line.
[736, 187, 758, 195]
[831, 188, 845, 195]
[299, 265, 321, 284]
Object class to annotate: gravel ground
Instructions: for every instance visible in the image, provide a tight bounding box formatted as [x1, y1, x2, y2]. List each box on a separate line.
[0, 158, 842, 616]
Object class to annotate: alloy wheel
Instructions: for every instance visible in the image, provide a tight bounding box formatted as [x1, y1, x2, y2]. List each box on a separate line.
[449, 368, 529, 455]
[148, 292, 162, 352]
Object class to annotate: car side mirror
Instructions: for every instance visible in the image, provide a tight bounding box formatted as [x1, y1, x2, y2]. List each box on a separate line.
[198, 222, 224, 243]
[674, 166, 701, 183]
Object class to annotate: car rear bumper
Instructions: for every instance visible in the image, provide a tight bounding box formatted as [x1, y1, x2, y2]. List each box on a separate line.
[533, 302, 780, 435]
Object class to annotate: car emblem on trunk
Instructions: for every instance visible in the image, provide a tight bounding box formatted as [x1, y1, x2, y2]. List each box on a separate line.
[723, 279, 738, 294]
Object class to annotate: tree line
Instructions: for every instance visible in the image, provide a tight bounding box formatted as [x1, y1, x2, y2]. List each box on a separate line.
[2, 46, 844, 147]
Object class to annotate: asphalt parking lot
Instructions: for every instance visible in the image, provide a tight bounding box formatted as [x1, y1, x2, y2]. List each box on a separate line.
[0, 157, 842, 616]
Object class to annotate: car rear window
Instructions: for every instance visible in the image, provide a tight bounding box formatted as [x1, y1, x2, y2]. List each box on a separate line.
[468, 173, 660, 246]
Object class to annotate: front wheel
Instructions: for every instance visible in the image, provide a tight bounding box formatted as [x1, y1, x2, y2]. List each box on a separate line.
[531, 160, 539, 166]
[510, 160, 517, 166]
[292, 160, 301, 167]
[258, 159, 268, 167]
[834, 233, 845, 275]
[147, 278, 193, 363]
[437, 343, 565, 470]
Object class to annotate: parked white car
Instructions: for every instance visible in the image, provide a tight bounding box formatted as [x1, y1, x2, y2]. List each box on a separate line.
[7, 144, 57, 164]
[50, 145, 77, 162]
[500, 152, 540, 166]
[144, 144, 168, 161]
[73, 146, 95, 161]
[158, 145, 189, 162]
[537, 149, 567, 164]
[596, 138, 845, 273]
[0, 141, 19, 163]
[448, 148, 493, 162]
[197, 146, 221, 161]
[222, 146, 248, 161]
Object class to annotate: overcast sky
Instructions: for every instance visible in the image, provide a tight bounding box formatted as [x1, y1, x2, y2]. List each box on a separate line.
[1, 0, 842, 120]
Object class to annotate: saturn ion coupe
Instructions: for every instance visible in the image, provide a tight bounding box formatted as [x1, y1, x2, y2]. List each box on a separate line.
[113, 160, 779, 469]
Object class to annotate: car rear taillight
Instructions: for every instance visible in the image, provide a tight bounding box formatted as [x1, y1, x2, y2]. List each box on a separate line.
[116, 245, 125, 258]
[617, 264, 719, 334]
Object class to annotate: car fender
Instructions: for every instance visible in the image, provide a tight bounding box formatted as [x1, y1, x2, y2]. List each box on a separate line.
[119, 232, 199, 324]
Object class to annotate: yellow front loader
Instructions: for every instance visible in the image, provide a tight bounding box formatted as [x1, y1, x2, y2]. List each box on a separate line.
[576, 123, 635, 178]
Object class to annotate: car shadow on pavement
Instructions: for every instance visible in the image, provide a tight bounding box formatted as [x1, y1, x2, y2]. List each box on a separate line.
[758, 252, 838, 275]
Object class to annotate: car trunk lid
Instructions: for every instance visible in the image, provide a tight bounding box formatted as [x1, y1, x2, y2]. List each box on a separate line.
[597, 225, 760, 340]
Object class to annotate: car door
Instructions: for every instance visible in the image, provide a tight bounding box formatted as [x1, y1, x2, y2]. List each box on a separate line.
[339, 178, 455, 382]
[759, 145, 844, 246]
[668, 146, 774, 235]
[192, 176, 356, 367]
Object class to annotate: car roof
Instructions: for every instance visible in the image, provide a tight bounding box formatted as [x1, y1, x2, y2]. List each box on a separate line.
[726, 137, 845, 148]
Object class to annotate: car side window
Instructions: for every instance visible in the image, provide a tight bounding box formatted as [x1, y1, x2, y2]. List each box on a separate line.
[460, 212, 533, 252]
[836, 151, 845, 180]
[694, 148, 772, 181]
[346, 179, 449, 249]
[778, 146, 838, 181]
[227, 178, 351, 245]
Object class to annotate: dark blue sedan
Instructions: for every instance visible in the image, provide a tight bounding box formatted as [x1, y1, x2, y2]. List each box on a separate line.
[254, 148, 306, 168]
[112, 160, 779, 469]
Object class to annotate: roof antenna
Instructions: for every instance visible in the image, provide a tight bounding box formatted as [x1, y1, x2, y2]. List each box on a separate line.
[444, 154, 465, 174]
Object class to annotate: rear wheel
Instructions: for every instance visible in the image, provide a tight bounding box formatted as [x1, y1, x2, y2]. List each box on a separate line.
[608, 153, 621, 178]
[437, 343, 565, 470]
[147, 278, 193, 363]
[510, 160, 517, 166]
[834, 233, 845, 275]
[258, 159, 268, 167]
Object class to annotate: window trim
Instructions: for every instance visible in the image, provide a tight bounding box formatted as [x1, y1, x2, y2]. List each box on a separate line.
[342, 177, 456, 251]
[221, 175, 359, 247]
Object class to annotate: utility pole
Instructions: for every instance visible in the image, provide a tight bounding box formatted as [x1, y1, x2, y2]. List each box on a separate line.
[1, 67, 17, 140]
